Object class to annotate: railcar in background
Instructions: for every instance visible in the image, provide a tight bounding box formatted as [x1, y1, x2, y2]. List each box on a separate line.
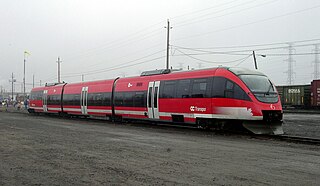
[28, 67, 283, 135]
[276, 85, 311, 108]
[311, 80, 320, 107]
[276, 79, 320, 109]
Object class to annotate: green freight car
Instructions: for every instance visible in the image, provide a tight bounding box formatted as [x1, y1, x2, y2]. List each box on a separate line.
[276, 85, 311, 108]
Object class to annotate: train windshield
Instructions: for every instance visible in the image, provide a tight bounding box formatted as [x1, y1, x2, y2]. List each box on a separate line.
[239, 75, 279, 103]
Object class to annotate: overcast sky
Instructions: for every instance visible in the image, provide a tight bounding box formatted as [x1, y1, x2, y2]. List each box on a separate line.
[1, 0, 320, 92]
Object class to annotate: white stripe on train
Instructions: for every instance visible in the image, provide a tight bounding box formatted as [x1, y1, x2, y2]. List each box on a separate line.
[30, 107, 263, 120]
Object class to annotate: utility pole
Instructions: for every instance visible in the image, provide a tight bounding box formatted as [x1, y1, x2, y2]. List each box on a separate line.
[40, 80, 42, 86]
[285, 43, 295, 85]
[23, 53, 26, 98]
[9, 73, 16, 101]
[313, 44, 320, 80]
[57, 57, 62, 83]
[165, 19, 172, 69]
[82, 74, 84, 82]
[33, 74, 35, 88]
[0, 86, 3, 100]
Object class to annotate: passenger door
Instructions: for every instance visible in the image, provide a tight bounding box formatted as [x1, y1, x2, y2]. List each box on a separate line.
[147, 81, 160, 119]
[43, 90, 48, 112]
[81, 87, 88, 114]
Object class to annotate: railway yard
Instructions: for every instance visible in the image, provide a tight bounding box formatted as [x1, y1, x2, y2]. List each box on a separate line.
[2, 1, 320, 185]
[0, 110, 319, 185]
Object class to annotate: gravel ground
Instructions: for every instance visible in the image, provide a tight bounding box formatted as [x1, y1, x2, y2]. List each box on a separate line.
[283, 113, 320, 138]
[0, 111, 319, 185]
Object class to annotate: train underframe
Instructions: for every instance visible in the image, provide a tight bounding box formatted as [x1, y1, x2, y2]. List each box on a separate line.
[28, 108, 284, 135]
[196, 110, 284, 135]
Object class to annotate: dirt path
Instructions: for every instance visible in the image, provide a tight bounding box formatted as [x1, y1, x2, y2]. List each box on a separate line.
[0, 112, 319, 185]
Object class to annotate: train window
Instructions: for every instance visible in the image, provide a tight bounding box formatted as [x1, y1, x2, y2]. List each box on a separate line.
[115, 92, 124, 106]
[62, 94, 69, 105]
[30, 91, 43, 100]
[63, 94, 71, 105]
[88, 92, 111, 106]
[114, 91, 146, 107]
[225, 80, 234, 98]
[234, 84, 250, 101]
[191, 78, 208, 98]
[212, 77, 251, 101]
[123, 92, 134, 107]
[72, 94, 80, 105]
[73, 94, 80, 105]
[96, 93, 103, 103]
[148, 87, 152, 107]
[47, 95, 61, 105]
[104, 93, 111, 106]
[63, 94, 80, 106]
[160, 80, 176, 98]
[134, 91, 146, 107]
[88, 94, 94, 106]
[226, 80, 234, 90]
[212, 77, 226, 98]
[39, 91, 44, 100]
[30, 92, 36, 100]
[154, 87, 158, 108]
[176, 79, 191, 98]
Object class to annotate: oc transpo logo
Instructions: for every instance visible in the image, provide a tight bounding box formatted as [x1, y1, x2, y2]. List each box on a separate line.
[190, 106, 206, 112]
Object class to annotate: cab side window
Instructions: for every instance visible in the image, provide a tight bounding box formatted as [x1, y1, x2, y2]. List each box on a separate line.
[212, 77, 251, 101]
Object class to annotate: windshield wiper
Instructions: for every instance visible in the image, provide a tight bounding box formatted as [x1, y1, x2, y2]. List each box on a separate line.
[265, 80, 273, 95]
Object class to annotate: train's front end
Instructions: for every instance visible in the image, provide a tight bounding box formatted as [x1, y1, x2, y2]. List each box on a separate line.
[227, 67, 284, 135]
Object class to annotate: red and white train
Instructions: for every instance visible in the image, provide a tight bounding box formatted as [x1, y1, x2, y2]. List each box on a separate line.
[28, 67, 283, 134]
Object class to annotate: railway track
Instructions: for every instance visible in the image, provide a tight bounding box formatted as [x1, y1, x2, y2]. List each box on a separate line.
[265, 135, 320, 145]
[80, 116, 320, 146]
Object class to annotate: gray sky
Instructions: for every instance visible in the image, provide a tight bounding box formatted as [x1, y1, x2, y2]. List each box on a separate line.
[1, 0, 320, 92]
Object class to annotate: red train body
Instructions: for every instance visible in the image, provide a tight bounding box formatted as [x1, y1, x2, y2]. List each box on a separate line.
[29, 67, 283, 134]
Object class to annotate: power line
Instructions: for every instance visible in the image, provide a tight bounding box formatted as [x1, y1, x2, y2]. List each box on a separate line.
[81, 42, 164, 70]
[173, 4, 320, 41]
[175, 0, 277, 28]
[170, 0, 241, 20]
[172, 44, 320, 56]
[43, 51, 166, 82]
[235, 55, 252, 66]
[172, 38, 320, 50]
[61, 56, 166, 79]
[62, 49, 166, 77]
[174, 51, 320, 57]
[175, 48, 252, 64]
[65, 29, 164, 62]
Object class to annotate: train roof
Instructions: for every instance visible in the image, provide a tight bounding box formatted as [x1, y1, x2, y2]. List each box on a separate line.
[226, 67, 265, 76]
[31, 67, 265, 91]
